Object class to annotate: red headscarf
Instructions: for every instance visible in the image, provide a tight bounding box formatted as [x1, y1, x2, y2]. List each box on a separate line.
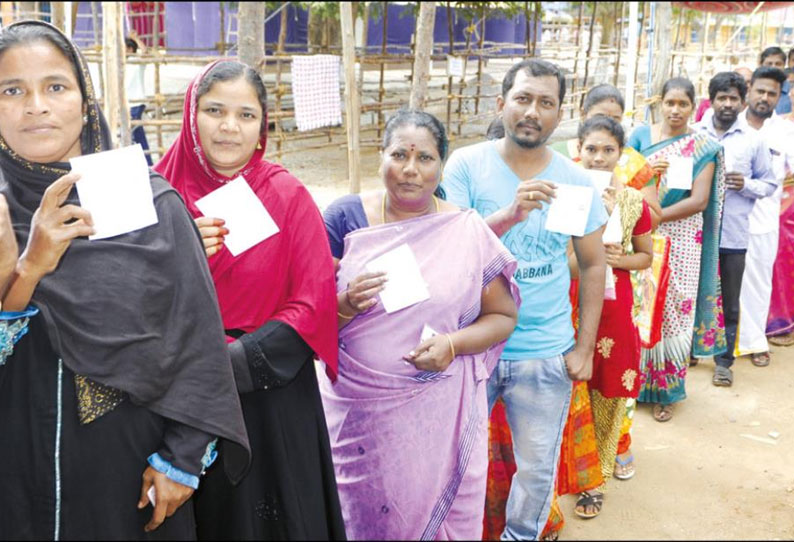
[155, 60, 338, 378]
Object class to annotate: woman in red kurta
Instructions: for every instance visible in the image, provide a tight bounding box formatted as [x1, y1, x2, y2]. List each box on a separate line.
[155, 60, 345, 540]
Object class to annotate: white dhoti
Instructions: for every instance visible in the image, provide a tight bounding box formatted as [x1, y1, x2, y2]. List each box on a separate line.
[737, 230, 779, 355]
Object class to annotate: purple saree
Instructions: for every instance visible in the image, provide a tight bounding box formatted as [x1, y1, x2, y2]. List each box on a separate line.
[318, 209, 518, 541]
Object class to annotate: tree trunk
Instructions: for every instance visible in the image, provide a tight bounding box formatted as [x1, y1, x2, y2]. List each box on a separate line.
[51, 1, 65, 31]
[238, 2, 266, 74]
[409, 2, 436, 110]
[650, 0, 672, 102]
[340, 2, 361, 193]
[101, 1, 130, 146]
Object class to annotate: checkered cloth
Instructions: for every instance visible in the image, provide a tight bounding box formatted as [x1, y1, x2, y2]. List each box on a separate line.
[290, 55, 343, 132]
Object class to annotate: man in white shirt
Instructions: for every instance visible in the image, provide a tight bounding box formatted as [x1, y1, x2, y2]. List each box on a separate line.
[737, 66, 794, 366]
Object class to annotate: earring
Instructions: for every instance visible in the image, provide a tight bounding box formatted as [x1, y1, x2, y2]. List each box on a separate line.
[82, 114, 88, 125]
[256, 141, 262, 150]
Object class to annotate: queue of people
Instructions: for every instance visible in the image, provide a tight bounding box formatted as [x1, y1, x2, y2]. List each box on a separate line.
[0, 18, 792, 542]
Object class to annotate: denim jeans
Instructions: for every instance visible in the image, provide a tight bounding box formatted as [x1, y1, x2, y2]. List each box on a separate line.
[487, 354, 573, 541]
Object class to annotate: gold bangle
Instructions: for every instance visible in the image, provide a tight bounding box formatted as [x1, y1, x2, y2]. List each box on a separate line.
[338, 311, 355, 320]
[445, 333, 456, 360]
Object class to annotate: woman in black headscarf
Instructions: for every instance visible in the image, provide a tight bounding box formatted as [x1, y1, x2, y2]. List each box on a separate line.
[0, 21, 250, 540]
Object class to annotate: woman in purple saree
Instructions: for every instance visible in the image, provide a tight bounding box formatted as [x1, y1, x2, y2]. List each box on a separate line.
[320, 110, 520, 540]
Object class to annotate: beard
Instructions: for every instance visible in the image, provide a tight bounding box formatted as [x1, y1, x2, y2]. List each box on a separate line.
[750, 103, 774, 119]
[508, 128, 550, 149]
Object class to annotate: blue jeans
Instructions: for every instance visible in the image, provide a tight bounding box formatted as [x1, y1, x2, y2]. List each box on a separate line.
[487, 354, 573, 541]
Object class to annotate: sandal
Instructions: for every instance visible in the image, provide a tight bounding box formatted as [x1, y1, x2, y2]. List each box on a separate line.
[751, 351, 770, 367]
[653, 403, 673, 422]
[574, 491, 603, 519]
[614, 451, 636, 480]
[712, 366, 733, 387]
[769, 332, 794, 347]
[689, 357, 699, 367]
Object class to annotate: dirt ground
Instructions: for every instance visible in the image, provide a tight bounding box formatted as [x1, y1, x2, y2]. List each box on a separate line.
[559, 348, 794, 541]
[281, 134, 794, 541]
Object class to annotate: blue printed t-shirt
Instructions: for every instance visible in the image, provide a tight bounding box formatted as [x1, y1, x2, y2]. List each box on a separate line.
[442, 140, 608, 360]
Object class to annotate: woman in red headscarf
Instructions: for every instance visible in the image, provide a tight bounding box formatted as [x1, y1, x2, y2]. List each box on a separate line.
[155, 60, 345, 540]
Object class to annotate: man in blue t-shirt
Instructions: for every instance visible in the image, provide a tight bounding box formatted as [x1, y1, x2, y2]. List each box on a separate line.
[443, 59, 608, 540]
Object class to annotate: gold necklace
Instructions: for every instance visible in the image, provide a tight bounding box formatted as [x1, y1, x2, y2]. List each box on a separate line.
[381, 192, 439, 224]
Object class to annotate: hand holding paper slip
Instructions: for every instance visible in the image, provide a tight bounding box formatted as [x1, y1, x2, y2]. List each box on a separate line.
[365, 243, 430, 313]
[194, 176, 279, 257]
[71, 144, 158, 240]
[544, 184, 594, 237]
[665, 156, 694, 190]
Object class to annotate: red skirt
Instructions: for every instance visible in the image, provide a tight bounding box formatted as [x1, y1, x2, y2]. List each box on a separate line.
[589, 268, 641, 399]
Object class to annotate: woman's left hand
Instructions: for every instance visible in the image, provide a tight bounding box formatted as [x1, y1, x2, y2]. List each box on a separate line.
[604, 242, 624, 267]
[137, 466, 195, 532]
[403, 334, 455, 372]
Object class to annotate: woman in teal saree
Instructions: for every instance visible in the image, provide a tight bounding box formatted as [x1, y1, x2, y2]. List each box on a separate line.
[627, 78, 727, 422]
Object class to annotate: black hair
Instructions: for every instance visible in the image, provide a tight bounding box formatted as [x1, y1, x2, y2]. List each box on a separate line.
[382, 108, 448, 199]
[761, 46, 786, 65]
[125, 37, 138, 53]
[196, 60, 268, 134]
[582, 84, 625, 114]
[751, 66, 787, 87]
[661, 77, 696, 105]
[577, 116, 624, 149]
[708, 71, 747, 102]
[502, 58, 566, 106]
[0, 22, 83, 97]
[485, 117, 505, 140]
[789, 47, 794, 60]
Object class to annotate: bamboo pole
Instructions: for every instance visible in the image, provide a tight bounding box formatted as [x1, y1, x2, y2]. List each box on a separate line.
[613, 1, 624, 87]
[153, 1, 163, 159]
[580, 1, 597, 107]
[624, 1, 639, 121]
[474, 5, 485, 115]
[219, 0, 226, 55]
[377, 1, 388, 139]
[446, 1, 454, 132]
[274, 3, 288, 160]
[340, 2, 361, 193]
[633, 2, 645, 105]
[456, 24, 472, 136]
[699, 10, 709, 98]
[671, 5, 683, 77]
[570, 2, 584, 119]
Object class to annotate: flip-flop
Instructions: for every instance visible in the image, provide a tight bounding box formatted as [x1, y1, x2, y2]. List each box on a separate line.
[769, 332, 794, 347]
[614, 453, 636, 480]
[751, 352, 770, 367]
[653, 403, 673, 422]
[712, 366, 733, 387]
[574, 491, 603, 519]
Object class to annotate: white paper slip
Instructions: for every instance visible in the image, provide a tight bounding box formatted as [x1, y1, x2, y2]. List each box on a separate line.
[72, 144, 158, 240]
[544, 184, 593, 237]
[147, 486, 156, 507]
[588, 169, 613, 195]
[366, 243, 430, 314]
[194, 176, 279, 257]
[420, 324, 439, 343]
[602, 205, 623, 244]
[665, 156, 694, 190]
[446, 55, 464, 78]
